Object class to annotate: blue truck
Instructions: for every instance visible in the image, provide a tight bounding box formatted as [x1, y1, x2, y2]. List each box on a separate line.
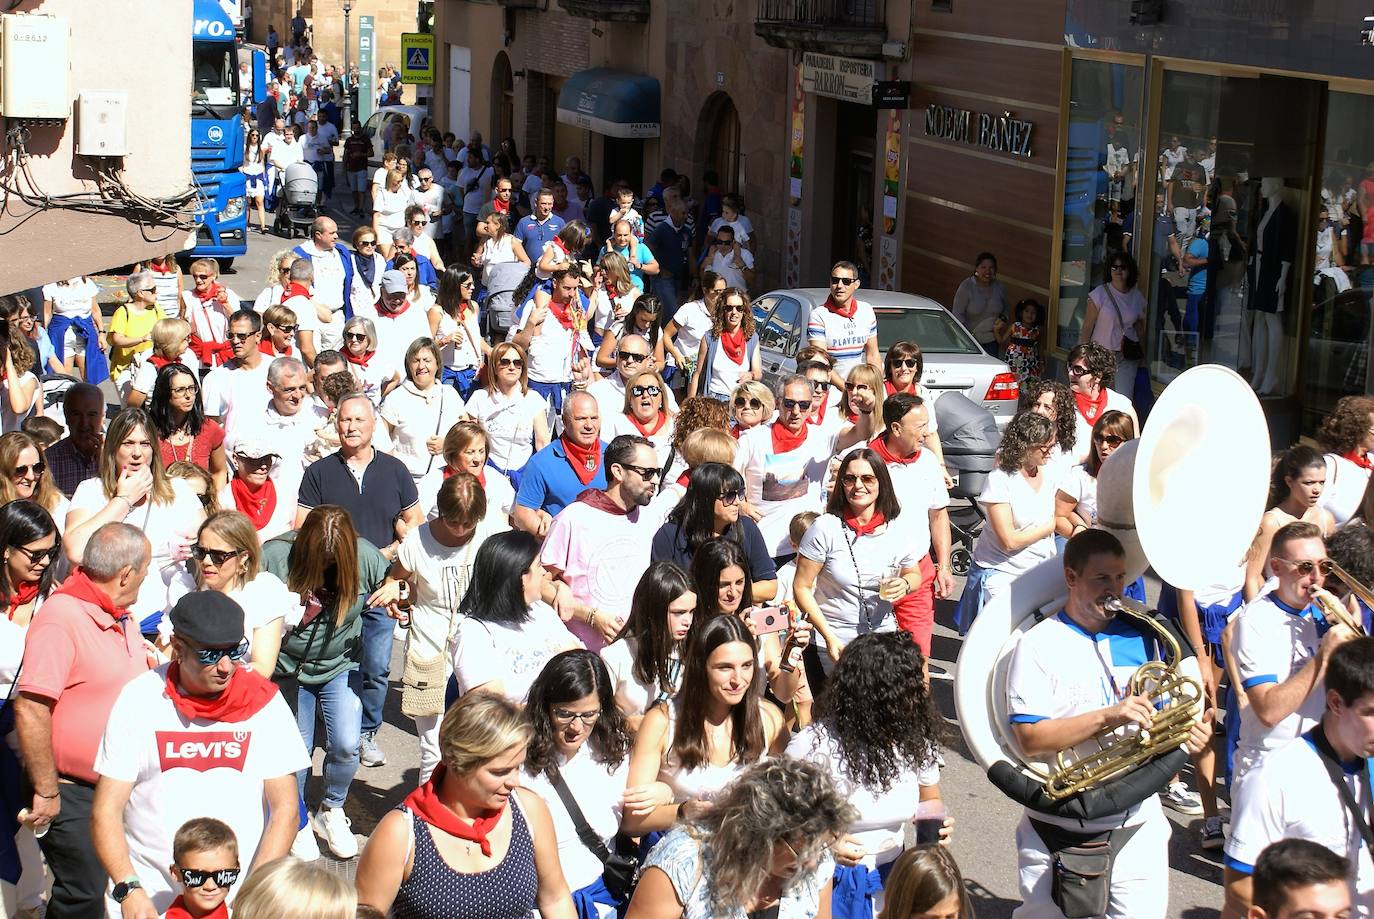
[191, 0, 265, 267]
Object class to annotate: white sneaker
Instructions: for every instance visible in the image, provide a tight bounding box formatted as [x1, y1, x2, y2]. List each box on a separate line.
[1161, 781, 1205, 816]
[312, 806, 359, 859]
[290, 822, 320, 861]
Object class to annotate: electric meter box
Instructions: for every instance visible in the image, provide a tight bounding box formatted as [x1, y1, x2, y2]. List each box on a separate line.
[77, 91, 128, 156]
[0, 14, 71, 120]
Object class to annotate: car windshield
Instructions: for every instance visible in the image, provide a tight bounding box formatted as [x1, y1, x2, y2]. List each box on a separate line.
[874, 307, 984, 355]
[192, 41, 238, 115]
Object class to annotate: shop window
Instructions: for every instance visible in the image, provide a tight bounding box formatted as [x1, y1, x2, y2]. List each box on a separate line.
[932, 0, 953, 10]
[1054, 59, 1144, 352]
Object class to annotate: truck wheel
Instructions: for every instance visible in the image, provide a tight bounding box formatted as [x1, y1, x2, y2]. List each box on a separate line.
[217, 258, 234, 271]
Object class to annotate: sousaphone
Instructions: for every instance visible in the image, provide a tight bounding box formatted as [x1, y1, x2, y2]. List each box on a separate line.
[953, 364, 1270, 820]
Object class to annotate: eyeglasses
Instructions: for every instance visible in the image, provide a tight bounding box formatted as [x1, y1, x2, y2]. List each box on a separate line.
[1095, 434, 1125, 447]
[781, 398, 812, 411]
[170, 384, 198, 397]
[841, 473, 879, 489]
[12, 543, 59, 564]
[1110, 264, 1128, 272]
[830, 276, 858, 286]
[631, 384, 662, 398]
[175, 867, 240, 890]
[1068, 364, 1091, 377]
[733, 397, 763, 410]
[620, 463, 661, 481]
[11, 461, 45, 479]
[190, 639, 250, 667]
[190, 545, 242, 566]
[808, 379, 828, 391]
[616, 351, 648, 364]
[551, 708, 601, 725]
[718, 490, 742, 506]
[192, 273, 213, 281]
[345, 332, 369, 342]
[411, 219, 429, 226]
[1272, 557, 1334, 578]
[497, 356, 524, 368]
[357, 239, 377, 247]
[273, 324, 298, 334]
[715, 239, 732, 246]
[227, 331, 258, 342]
[891, 358, 919, 370]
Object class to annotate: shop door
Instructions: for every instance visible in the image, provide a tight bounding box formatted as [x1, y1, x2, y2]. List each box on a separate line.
[602, 138, 644, 194]
[832, 102, 877, 281]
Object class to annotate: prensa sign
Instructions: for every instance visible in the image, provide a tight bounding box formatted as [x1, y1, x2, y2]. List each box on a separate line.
[924, 103, 1034, 158]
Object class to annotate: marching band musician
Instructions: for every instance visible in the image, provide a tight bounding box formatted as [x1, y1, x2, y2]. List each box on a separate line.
[1223, 638, 1374, 918]
[1005, 529, 1212, 919]
[1231, 521, 1356, 797]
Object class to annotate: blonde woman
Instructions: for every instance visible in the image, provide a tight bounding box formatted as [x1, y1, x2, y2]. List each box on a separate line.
[608, 368, 676, 469]
[589, 251, 640, 343]
[123, 317, 196, 407]
[64, 408, 205, 632]
[373, 168, 413, 258]
[232, 857, 357, 919]
[0, 432, 68, 528]
[167, 460, 219, 513]
[251, 249, 301, 313]
[729, 380, 774, 438]
[463, 342, 551, 485]
[180, 259, 239, 370]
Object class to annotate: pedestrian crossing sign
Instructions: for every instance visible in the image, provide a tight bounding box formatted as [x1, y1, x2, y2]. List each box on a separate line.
[400, 33, 435, 85]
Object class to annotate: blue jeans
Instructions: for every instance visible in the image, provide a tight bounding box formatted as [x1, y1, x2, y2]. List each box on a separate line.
[283, 669, 362, 810]
[652, 275, 680, 324]
[359, 606, 394, 734]
[442, 365, 478, 400]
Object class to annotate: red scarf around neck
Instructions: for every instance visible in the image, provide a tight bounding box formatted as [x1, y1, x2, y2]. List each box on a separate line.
[231, 477, 278, 530]
[1345, 450, 1374, 471]
[807, 389, 831, 427]
[259, 339, 293, 358]
[575, 488, 629, 517]
[164, 663, 278, 724]
[552, 236, 569, 255]
[444, 465, 487, 487]
[629, 411, 668, 437]
[149, 261, 177, 275]
[150, 354, 173, 370]
[884, 379, 916, 396]
[492, 196, 510, 215]
[1074, 387, 1108, 424]
[842, 509, 887, 538]
[824, 294, 858, 319]
[720, 327, 746, 365]
[344, 349, 375, 368]
[675, 470, 691, 487]
[376, 295, 411, 317]
[283, 281, 312, 301]
[546, 295, 579, 332]
[192, 283, 223, 306]
[165, 897, 229, 919]
[53, 568, 127, 621]
[561, 436, 602, 485]
[869, 435, 919, 465]
[770, 420, 809, 454]
[5, 580, 39, 620]
[404, 763, 505, 856]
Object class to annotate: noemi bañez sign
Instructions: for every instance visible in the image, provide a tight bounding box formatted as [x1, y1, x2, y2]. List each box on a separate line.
[924, 103, 1033, 158]
[400, 33, 436, 85]
[801, 52, 876, 105]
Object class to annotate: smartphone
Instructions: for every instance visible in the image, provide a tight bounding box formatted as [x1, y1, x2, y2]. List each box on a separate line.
[747, 605, 790, 636]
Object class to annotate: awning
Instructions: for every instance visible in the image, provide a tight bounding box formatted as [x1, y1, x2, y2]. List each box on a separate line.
[556, 68, 660, 139]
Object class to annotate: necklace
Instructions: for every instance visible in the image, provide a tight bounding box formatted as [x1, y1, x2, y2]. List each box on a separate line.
[167, 431, 192, 463]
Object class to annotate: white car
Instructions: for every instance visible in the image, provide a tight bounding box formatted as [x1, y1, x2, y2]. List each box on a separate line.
[752, 288, 1019, 427]
[360, 105, 433, 166]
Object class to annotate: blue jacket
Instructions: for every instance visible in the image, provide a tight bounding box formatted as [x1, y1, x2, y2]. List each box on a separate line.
[387, 253, 438, 294]
[293, 242, 356, 321]
[48, 314, 109, 384]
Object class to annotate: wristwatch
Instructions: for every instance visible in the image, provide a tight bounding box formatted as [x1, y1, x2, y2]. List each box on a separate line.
[112, 877, 142, 903]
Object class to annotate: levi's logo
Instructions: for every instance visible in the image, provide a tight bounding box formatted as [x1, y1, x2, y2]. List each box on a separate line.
[156, 731, 252, 773]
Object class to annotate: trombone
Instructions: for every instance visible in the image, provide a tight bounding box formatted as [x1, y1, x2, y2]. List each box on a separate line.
[1311, 560, 1373, 636]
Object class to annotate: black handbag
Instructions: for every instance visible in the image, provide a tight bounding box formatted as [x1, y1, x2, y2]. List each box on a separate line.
[549, 768, 641, 900]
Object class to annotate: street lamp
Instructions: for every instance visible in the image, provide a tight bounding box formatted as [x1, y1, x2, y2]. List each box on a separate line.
[341, 0, 353, 99]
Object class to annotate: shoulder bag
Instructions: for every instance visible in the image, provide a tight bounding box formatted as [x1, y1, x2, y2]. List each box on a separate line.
[549, 767, 641, 900]
[1103, 286, 1144, 361]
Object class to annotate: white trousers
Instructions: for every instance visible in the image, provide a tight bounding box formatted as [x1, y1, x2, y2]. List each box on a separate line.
[415, 712, 442, 785]
[1012, 802, 1170, 919]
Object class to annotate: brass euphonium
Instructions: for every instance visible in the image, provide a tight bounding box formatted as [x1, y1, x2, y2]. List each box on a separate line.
[1310, 560, 1374, 636]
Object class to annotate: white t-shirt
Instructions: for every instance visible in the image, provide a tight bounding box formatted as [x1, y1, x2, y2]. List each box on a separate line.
[125, 350, 200, 402]
[971, 466, 1058, 575]
[669, 299, 712, 369]
[42, 279, 99, 319]
[161, 575, 290, 658]
[296, 240, 349, 319]
[1225, 735, 1374, 912]
[1, 371, 37, 432]
[797, 514, 921, 653]
[458, 164, 492, 213]
[424, 471, 514, 531]
[1233, 592, 1326, 768]
[1071, 389, 1137, 465]
[1322, 452, 1372, 527]
[215, 473, 298, 541]
[1057, 464, 1100, 526]
[600, 635, 680, 717]
[705, 247, 754, 291]
[870, 446, 949, 558]
[605, 412, 676, 470]
[372, 303, 434, 376]
[431, 307, 483, 371]
[465, 388, 547, 471]
[806, 300, 877, 377]
[201, 358, 272, 443]
[379, 380, 464, 478]
[449, 601, 582, 703]
[509, 296, 594, 385]
[412, 184, 445, 239]
[520, 748, 629, 891]
[94, 667, 310, 916]
[708, 215, 753, 243]
[69, 477, 201, 621]
[373, 186, 413, 231]
[786, 723, 939, 868]
[398, 518, 501, 659]
[279, 292, 324, 356]
[737, 423, 841, 555]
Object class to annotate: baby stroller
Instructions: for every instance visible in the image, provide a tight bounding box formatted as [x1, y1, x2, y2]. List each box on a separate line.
[274, 162, 319, 238]
[483, 261, 531, 343]
[934, 390, 1002, 576]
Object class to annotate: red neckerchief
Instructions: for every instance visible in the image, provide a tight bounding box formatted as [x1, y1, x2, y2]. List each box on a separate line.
[807, 389, 831, 427]
[231, 477, 278, 529]
[149, 261, 177, 275]
[376, 295, 411, 317]
[443, 465, 487, 488]
[1345, 450, 1374, 471]
[884, 379, 915, 396]
[404, 763, 505, 856]
[824, 294, 858, 320]
[52, 568, 128, 621]
[165, 896, 229, 919]
[1074, 387, 1108, 424]
[575, 488, 629, 517]
[869, 435, 919, 465]
[675, 471, 691, 487]
[150, 355, 173, 370]
[164, 663, 278, 724]
[545, 295, 578, 332]
[729, 423, 742, 440]
[492, 196, 509, 215]
[5, 580, 39, 620]
[192, 283, 223, 306]
[720, 327, 746, 365]
[770, 420, 808, 454]
[552, 236, 569, 255]
[283, 281, 312, 301]
[190, 335, 234, 367]
[629, 411, 667, 437]
[344, 349, 374, 368]
[259, 339, 293, 358]
[842, 509, 887, 537]
[561, 436, 602, 485]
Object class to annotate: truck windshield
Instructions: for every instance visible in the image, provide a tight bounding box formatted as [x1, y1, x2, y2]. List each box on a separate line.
[192, 41, 238, 118]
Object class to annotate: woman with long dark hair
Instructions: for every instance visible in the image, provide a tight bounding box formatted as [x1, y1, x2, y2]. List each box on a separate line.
[429, 266, 486, 399]
[0, 500, 58, 629]
[1244, 444, 1336, 599]
[595, 294, 665, 371]
[652, 462, 776, 598]
[449, 529, 581, 703]
[147, 362, 228, 492]
[1065, 341, 1137, 464]
[622, 615, 787, 835]
[523, 650, 636, 917]
[0, 432, 67, 525]
[787, 632, 951, 917]
[1019, 375, 1078, 482]
[600, 561, 696, 728]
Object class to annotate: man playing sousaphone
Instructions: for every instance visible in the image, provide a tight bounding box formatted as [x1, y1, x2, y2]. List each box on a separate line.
[1006, 529, 1213, 918]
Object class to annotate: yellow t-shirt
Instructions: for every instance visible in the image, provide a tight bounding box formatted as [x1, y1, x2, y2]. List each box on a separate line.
[107, 303, 165, 375]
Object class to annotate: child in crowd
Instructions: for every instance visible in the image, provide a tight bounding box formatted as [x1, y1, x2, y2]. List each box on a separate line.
[302, 369, 358, 465]
[165, 817, 240, 919]
[21, 415, 62, 449]
[709, 193, 755, 254]
[608, 183, 645, 241]
[1000, 297, 1044, 380]
[775, 510, 819, 604]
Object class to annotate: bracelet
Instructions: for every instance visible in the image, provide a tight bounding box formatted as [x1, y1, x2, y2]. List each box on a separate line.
[584, 607, 598, 627]
[35, 790, 58, 799]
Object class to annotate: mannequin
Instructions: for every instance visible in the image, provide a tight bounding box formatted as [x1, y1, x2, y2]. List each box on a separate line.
[1248, 177, 1295, 395]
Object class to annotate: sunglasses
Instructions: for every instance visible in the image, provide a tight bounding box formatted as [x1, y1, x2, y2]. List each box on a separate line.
[12, 543, 59, 564]
[345, 332, 369, 342]
[830, 276, 858, 286]
[273, 324, 298, 334]
[715, 239, 732, 246]
[190, 545, 242, 566]
[197, 492, 213, 508]
[620, 463, 661, 481]
[733, 397, 763, 410]
[891, 358, 919, 369]
[1110, 264, 1128, 272]
[808, 379, 828, 390]
[616, 352, 648, 364]
[1095, 434, 1125, 447]
[841, 473, 879, 488]
[1272, 557, 1334, 578]
[718, 489, 742, 506]
[631, 384, 662, 398]
[191, 639, 250, 667]
[192, 274, 213, 281]
[227, 331, 258, 342]
[497, 356, 524, 368]
[1068, 364, 1091, 377]
[781, 398, 812, 411]
[411, 220, 429, 226]
[12, 461, 45, 479]
[175, 867, 241, 890]
[358, 239, 377, 247]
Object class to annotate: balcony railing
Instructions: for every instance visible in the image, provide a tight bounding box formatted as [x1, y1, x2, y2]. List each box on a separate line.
[493, 0, 539, 8]
[755, 0, 890, 58]
[557, 0, 649, 22]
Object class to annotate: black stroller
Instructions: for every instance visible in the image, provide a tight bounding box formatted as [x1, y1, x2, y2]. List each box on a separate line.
[934, 391, 1002, 576]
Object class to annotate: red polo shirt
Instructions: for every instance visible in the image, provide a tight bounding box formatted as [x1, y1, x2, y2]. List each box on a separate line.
[17, 592, 149, 784]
